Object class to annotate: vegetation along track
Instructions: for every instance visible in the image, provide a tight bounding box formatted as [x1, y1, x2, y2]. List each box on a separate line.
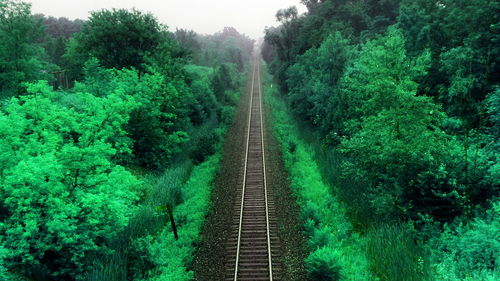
[224, 59, 281, 281]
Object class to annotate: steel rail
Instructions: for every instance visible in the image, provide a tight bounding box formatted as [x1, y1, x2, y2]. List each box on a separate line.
[257, 60, 273, 281]
[233, 59, 256, 281]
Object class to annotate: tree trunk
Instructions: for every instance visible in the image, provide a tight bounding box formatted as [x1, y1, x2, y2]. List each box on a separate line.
[166, 204, 178, 240]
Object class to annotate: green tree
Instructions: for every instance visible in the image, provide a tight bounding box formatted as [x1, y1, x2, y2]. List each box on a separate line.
[193, 27, 254, 69]
[212, 63, 239, 104]
[184, 65, 217, 125]
[34, 15, 84, 88]
[264, 0, 500, 279]
[73, 60, 190, 170]
[0, 81, 141, 279]
[35, 14, 83, 67]
[339, 28, 462, 219]
[64, 8, 177, 77]
[286, 32, 350, 138]
[0, 0, 53, 98]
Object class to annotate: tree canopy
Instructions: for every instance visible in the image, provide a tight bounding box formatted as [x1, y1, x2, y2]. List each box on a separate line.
[0, 0, 53, 98]
[0, 1, 253, 279]
[64, 8, 179, 77]
[264, 0, 499, 279]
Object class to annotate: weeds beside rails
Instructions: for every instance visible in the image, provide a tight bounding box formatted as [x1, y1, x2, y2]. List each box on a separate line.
[143, 154, 221, 280]
[262, 64, 374, 281]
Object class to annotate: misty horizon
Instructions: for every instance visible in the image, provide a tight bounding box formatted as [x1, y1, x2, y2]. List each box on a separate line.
[27, 0, 307, 39]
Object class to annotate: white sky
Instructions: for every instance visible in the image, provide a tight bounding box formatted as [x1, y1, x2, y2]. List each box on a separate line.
[27, 0, 307, 39]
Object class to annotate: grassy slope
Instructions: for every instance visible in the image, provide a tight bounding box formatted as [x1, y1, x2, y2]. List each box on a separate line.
[262, 72, 309, 280]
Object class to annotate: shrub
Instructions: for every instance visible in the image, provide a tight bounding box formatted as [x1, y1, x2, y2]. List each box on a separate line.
[430, 200, 500, 280]
[306, 247, 343, 281]
[308, 224, 334, 250]
[218, 104, 237, 126]
[190, 132, 219, 164]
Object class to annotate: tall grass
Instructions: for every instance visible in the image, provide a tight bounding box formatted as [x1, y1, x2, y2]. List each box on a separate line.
[137, 154, 221, 280]
[307, 141, 374, 231]
[366, 223, 430, 281]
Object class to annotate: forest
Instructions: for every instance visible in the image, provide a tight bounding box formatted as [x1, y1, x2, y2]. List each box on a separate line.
[0, 0, 254, 280]
[0, 0, 498, 280]
[263, 0, 498, 280]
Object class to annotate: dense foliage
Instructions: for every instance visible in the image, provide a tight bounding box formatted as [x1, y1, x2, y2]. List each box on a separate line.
[264, 71, 374, 280]
[2, 0, 497, 279]
[0, 1, 252, 280]
[264, 0, 499, 280]
[0, 81, 140, 279]
[65, 9, 177, 76]
[0, 0, 54, 98]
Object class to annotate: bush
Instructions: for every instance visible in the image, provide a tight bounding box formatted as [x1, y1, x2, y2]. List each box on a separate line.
[308, 224, 334, 250]
[218, 105, 236, 126]
[430, 200, 500, 280]
[306, 247, 342, 281]
[190, 132, 219, 164]
[81, 156, 220, 281]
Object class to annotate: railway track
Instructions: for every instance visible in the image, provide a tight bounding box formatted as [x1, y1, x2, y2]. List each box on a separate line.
[224, 59, 281, 281]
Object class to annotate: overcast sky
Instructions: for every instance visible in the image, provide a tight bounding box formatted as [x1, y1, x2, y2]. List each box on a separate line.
[27, 0, 307, 39]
